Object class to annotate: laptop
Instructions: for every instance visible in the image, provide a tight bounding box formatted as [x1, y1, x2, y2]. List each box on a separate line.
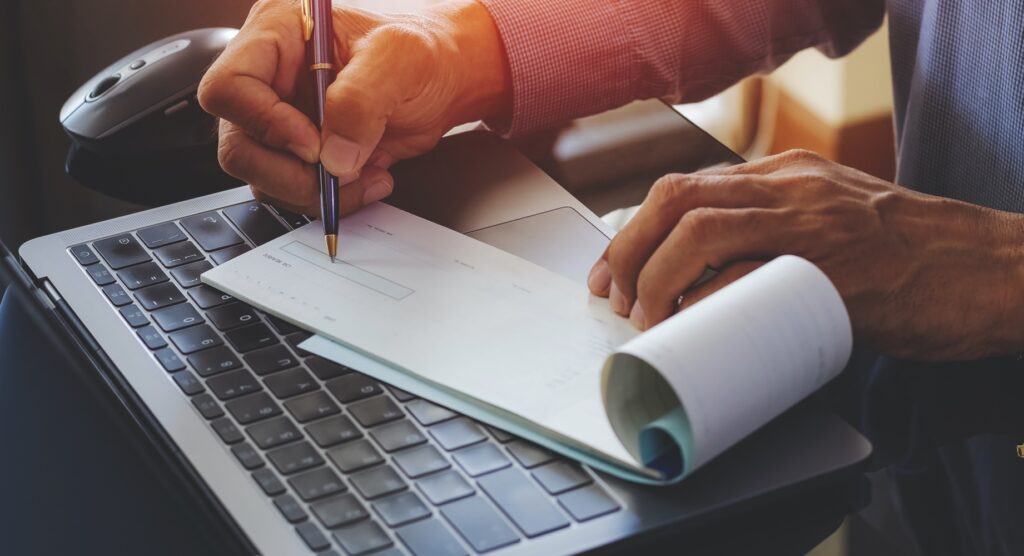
[8, 116, 871, 555]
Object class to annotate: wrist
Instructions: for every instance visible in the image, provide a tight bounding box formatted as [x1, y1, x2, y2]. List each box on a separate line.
[992, 211, 1024, 355]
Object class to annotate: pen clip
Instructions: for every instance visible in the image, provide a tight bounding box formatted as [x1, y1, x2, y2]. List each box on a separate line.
[301, 0, 314, 42]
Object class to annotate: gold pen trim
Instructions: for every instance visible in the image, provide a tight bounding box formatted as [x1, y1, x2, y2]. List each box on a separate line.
[325, 234, 338, 263]
[301, 0, 314, 41]
[310, 63, 335, 72]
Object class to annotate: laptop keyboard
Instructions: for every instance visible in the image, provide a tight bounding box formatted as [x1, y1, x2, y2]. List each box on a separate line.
[67, 200, 620, 555]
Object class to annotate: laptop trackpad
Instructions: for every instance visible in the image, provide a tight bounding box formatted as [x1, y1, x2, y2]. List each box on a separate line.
[467, 207, 610, 285]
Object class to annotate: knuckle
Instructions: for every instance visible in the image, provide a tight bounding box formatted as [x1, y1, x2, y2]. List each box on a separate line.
[680, 207, 717, 243]
[649, 174, 689, 205]
[217, 134, 246, 176]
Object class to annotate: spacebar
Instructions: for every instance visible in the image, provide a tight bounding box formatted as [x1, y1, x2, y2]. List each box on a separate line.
[477, 468, 570, 538]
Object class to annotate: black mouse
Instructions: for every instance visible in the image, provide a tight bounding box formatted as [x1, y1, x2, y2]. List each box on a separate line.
[61, 28, 243, 205]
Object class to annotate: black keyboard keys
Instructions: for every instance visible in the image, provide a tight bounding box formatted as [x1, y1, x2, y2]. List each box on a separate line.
[187, 346, 241, 377]
[349, 396, 403, 428]
[306, 356, 350, 380]
[170, 260, 213, 288]
[370, 420, 427, 453]
[232, 442, 265, 470]
[151, 303, 204, 332]
[93, 234, 150, 269]
[225, 392, 282, 424]
[264, 368, 318, 399]
[223, 201, 288, 246]
[180, 211, 243, 252]
[373, 491, 431, 527]
[441, 496, 519, 553]
[295, 522, 331, 552]
[452, 444, 510, 477]
[327, 439, 384, 473]
[333, 520, 393, 555]
[134, 282, 186, 311]
[154, 347, 186, 372]
[244, 345, 300, 376]
[207, 303, 259, 331]
[207, 369, 261, 400]
[477, 468, 569, 537]
[396, 518, 467, 556]
[253, 467, 286, 496]
[429, 418, 486, 451]
[119, 304, 149, 328]
[275, 494, 308, 523]
[137, 221, 187, 249]
[532, 461, 592, 494]
[192, 393, 224, 419]
[394, 446, 451, 479]
[350, 466, 406, 499]
[285, 391, 341, 423]
[154, 241, 204, 268]
[102, 284, 132, 307]
[172, 371, 205, 395]
[212, 417, 244, 444]
[225, 322, 277, 352]
[86, 264, 116, 286]
[247, 416, 302, 449]
[289, 467, 346, 501]
[210, 243, 251, 265]
[311, 494, 369, 529]
[557, 484, 620, 522]
[267, 441, 324, 475]
[416, 470, 474, 506]
[188, 284, 234, 309]
[326, 374, 382, 404]
[168, 324, 222, 354]
[306, 415, 362, 448]
[137, 325, 167, 350]
[69, 244, 99, 265]
[117, 262, 169, 290]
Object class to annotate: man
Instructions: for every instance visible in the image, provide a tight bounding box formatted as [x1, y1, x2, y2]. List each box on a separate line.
[199, 1, 1023, 551]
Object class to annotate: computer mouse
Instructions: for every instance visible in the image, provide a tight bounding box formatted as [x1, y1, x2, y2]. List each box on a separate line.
[60, 28, 243, 205]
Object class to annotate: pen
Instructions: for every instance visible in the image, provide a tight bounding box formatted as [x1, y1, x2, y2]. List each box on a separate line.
[302, 0, 339, 262]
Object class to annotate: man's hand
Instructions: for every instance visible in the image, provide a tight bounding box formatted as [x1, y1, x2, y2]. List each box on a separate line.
[198, 0, 510, 215]
[588, 149, 1024, 361]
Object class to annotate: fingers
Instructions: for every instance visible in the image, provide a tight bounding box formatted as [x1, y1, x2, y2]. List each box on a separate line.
[198, 1, 320, 163]
[676, 261, 764, 312]
[320, 25, 434, 181]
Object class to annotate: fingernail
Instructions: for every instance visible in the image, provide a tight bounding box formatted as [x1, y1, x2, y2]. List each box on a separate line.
[609, 282, 628, 315]
[321, 135, 361, 178]
[588, 260, 611, 294]
[287, 142, 319, 165]
[363, 180, 392, 205]
[629, 302, 646, 329]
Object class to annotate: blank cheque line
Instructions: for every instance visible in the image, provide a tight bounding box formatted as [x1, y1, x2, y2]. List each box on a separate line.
[281, 241, 415, 300]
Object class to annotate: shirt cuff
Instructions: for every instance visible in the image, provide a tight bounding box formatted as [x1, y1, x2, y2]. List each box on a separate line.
[478, 0, 637, 136]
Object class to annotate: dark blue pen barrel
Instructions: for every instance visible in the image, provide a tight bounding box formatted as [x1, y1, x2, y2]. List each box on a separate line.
[311, 0, 339, 233]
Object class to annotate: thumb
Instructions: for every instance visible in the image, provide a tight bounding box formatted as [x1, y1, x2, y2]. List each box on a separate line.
[320, 26, 432, 181]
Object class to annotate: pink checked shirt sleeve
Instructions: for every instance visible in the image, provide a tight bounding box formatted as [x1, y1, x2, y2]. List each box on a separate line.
[477, 0, 884, 135]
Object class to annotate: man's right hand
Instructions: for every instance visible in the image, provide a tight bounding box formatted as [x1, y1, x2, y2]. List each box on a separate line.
[198, 0, 511, 215]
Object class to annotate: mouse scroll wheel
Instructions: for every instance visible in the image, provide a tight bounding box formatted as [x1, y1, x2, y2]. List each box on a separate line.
[88, 74, 121, 100]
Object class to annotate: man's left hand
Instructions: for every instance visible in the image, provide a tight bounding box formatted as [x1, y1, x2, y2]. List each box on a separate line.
[588, 149, 1024, 361]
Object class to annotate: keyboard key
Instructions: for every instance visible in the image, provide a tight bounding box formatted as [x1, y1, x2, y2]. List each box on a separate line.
[225, 322, 277, 353]
[485, 426, 514, 443]
[532, 461, 592, 495]
[168, 324, 222, 354]
[226, 392, 282, 424]
[102, 284, 132, 307]
[274, 494, 308, 523]
[453, 444, 511, 477]
[306, 415, 362, 448]
[170, 260, 213, 288]
[252, 467, 286, 496]
[244, 345, 299, 376]
[212, 417, 244, 444]
[116, 262, 169, 290]
[191, 393, 224, 419]
[326, 374, 382, 404]
[188, 284, 233, 309]
[93, 234, 150, 269]
[151, 303, 204, 332]
[373, 491, 431, 527]
[264, 368, 319, 399]
[289, 467, 346, 501]
[285, 391, 340, 423]
[206, 303, 259, 331]
[394, 445, 450, 479]
[153, 240, 204, 268]
[172, 370, 204, 395]
[223, 201, 288, 246]
[207, 369, 261, 400]
[187, 346, 241, 377]
[430, 419, 486, 452]
[306, 356, 350, 380]
[247, 416, 302, 449]
[136, 325, 167, 350]
[134, 282, 185, 311]
[274, 207, 310, 229]
[557, 484, 620, 522]
[267, 441, 324, 475]
[327, 439, 384, 473]
[387, 386, 416, 402]
[153, 348, 185, 372]
[416, 470, 474, 506]
[86, 264, 116, 286]
[406, 400, 457, 426]
[506, 441, 555, 469]
[210, 243, 250, 265]
[311, 494, 369, 529]
[295, 522, 331, 552]
[371, 420, 427, 453]
[351, 466, 407, 499]
[441, 496, 520, 553]
[266, 314, 301, 336]
[349, 396, 403, 428]
[284, 332, 313, 357]
[180, 211, 244, 252]
[333, 520, 393, 555]
[396, 518, 467, 556]
[118, 304, 149, 328]
[231, 442, 265, 470]
[477, 468, 569, 537]
[70, 244, 99, 266]
[137, 221, 187, 249]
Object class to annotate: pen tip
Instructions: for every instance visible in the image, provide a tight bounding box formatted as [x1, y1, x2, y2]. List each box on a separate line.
[325, 234, 338, 263]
